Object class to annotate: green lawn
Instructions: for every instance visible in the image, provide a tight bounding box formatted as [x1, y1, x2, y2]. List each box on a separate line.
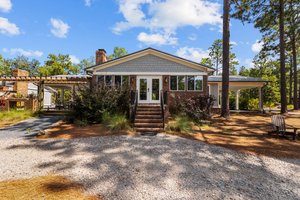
[0, 109, 35, 128]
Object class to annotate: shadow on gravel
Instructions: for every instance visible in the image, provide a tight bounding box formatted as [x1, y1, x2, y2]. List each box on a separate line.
[5, 134, 300, 200]
[0, 116, 62, 139]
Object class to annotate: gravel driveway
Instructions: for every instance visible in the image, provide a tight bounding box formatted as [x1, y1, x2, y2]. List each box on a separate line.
[0, 125, 299, 199]
[0, 116, 62, 139]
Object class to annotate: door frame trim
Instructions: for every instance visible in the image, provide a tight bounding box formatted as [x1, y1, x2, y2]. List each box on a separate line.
[137, 76, 162, 104]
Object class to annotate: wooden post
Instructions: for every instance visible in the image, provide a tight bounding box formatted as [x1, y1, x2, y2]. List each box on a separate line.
[72, 85, 76, 101]
[235, 90, 240, 111]
[259, 87, 263, 112]
[37, 80, 44, 111]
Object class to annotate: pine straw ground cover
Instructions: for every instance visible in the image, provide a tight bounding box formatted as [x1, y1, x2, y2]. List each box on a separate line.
[37, 121, 136, 139]
[0, 175, 101, 200]
[167, 112, 300, 159]
[37, 112, 300, 159]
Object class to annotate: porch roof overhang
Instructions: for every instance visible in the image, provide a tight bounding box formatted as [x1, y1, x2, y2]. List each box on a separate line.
[208, 76, 269, 91]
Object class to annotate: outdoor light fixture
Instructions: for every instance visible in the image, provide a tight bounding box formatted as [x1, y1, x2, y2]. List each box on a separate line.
[164, 76, 168, 83]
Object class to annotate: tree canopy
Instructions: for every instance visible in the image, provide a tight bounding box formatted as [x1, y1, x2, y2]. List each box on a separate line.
[200, 39, 239, 75]
[108, 47, 128, 60]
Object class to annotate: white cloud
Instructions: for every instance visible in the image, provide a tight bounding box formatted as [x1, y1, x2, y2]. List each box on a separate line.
[137, 32, 177, 45]
[0, 0, 12, 12]
[188, 34, 197, 41]
[114, 0, 222, 45]
[3, 48, 43, 57]
[230, 41, 237, 46]
[84, 0, 92, 7]
[176, 47, 209, 63]
[70, 55, 80, 64]
[251, 40, 263, 53]
[0, 17, 20, 36]
[244, 58, 255, 68]
[50, 18, 70, 38]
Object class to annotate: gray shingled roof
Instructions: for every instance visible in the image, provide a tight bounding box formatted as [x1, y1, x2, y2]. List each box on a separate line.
[208, 76, 269, 82]
[86, 47, 215, 71]
[96, 54, 203, 73]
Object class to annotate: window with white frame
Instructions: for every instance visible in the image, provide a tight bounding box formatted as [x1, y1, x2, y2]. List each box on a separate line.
[105, 75, 113, 87]
[97, 76, 104, 84]
[187, 75, 203, 91]
[98, 75, 129, 88]
[114, 75, 129, 88]
[121, 75, 129, 87]
[170, 76, 186, 91]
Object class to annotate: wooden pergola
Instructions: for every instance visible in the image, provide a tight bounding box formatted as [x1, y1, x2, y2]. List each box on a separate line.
[0, 75, 91, 84]
[0, 75, 92, 110]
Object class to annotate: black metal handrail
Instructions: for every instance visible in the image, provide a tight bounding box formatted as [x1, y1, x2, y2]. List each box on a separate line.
[160, 90, 165, 129]
[131, 90, 138, 123]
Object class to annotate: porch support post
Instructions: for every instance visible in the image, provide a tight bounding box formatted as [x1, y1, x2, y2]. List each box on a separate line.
[259, 87, 263, 112]
[37, 80, 44, 111]
[60, 88, 65, 108]
[235, 90, 240, 110]
[72, 85, 75, 101]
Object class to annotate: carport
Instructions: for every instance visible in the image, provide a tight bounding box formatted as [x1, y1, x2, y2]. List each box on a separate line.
[208, 76, 269, 111]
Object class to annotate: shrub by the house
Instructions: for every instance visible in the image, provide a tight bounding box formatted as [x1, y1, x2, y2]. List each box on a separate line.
[168, 115, 193, 132]
[174, 95, 215, 123]
[102, 112, 130, 131]
[73, 85, 130, 124]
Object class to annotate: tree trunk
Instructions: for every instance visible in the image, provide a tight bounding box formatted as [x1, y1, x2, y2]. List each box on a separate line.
[289, 58, 293, 104]
[279, 0, 287, 114]
[292, 34, 298, 110]
[299, 77, 300, 108]
[221, 0, 230, 118]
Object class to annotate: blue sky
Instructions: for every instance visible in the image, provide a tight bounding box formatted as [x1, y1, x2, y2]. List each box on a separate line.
[0, 0, 263, 71]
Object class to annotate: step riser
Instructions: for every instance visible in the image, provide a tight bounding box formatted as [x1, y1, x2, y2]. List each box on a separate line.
[135, 128, 164, 132]
[137, 109, 161, 112]
[137, 106, 160, 109]
[135, 119, 163, 123]
[135, 115, 162, 119]
[134, 123, 163, 128]
[136, 112, 162, 115]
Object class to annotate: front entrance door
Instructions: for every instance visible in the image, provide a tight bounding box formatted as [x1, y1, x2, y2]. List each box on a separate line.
[137, 76, 162, 103]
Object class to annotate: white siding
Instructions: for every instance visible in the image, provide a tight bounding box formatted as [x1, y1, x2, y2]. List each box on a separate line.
[28, 83, 52, 107]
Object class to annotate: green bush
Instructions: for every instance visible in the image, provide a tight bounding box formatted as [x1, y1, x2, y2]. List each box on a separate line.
[174, 95, 215, 123]
[168, 116, 193, 133]
[229, 93, 236, 110]
[73, 85, 130, 123]
[102, 112, 129, 131]
[239, 97, 249, 110]
[248, 98, 259, 110]
[287, 104, 294, 110]
[265, 101, 276, 109]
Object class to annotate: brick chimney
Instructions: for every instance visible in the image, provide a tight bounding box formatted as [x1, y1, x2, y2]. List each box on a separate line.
[96, 49, 107, 65]
[12, 69, 29, 97]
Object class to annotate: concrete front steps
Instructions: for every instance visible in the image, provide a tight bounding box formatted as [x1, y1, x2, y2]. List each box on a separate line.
[134, 105, 164, 133]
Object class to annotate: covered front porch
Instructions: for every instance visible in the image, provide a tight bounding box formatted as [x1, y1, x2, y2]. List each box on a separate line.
[208, 76, 269, 112]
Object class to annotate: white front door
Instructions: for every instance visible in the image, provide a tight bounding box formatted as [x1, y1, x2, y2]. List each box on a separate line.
[137, 76, 162, 103]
